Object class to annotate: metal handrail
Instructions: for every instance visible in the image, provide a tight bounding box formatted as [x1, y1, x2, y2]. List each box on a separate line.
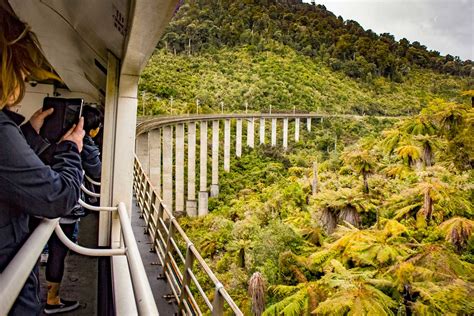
[0, 199, 158, 315]
[84, 174, 101, 186]
[0, 218, 58, 315]
[117, 202, 159, 315]
[54, 224, 125, 256]
[81, 184, 101, 198]
[133, 157, 243, 315]
[78, 199, 117, 212]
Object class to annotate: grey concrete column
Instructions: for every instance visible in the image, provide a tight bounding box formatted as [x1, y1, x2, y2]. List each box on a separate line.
[259, 118, 265, 144]
[136, 133, 149, 175]
[236, 119, 242, 157]
[246, 118, 255, 148]
[186, 122, 197, 216]
[175, 124, 185, 214]
[198, 121, 208, 216]
[224, 119, 231, 172]
[162, 126, 173, 213]
[295, 118, 300, 142]
[210, 120, 219, 197]
[307, 117, 312, 132]
[271, 118, 277, 146]
[149, 129, 161, 195]
[283, 118, 288, 149]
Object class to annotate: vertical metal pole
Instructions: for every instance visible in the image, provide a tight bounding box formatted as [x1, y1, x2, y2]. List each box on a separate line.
[98, 52, 119, 246]
[178, 244, 195, 313]
[283, 118, 288, 150]
[307, 117, 312, 132]
[212, 285, 225, 316]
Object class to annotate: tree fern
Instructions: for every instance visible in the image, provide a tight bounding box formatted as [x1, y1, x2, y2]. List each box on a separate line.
[438, 217, 474, 251]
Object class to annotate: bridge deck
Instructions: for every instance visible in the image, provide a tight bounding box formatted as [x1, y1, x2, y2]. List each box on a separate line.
[131, 198, 178, 315]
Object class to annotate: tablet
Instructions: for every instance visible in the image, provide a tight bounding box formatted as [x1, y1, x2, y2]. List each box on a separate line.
[40, 97, 84, 143]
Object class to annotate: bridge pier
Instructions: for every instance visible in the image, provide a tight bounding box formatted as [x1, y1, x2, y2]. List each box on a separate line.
[149, 129, 161, 195]
[271, 118, 277, 146]
[224, 119, 230, 172]
[295, 118, 300, 142]
[162, 126, 173, 213]
[283, 118, 288, 149]
[236, 119, 242, 157]
[186, 122, 197, 216]
[210, 120, 219, 197]
[175, 124, 185, 215]
[259, 118, 265, 145]
[136, 132, 149, 175]
[137, 113, 333, 219]
[247, 118, 254, 148]
[199, 121, 208, 216]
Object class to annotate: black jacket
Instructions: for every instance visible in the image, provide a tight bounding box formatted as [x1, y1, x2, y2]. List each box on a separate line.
[0, 109, 83, 271]
[82, 135, 101, 180]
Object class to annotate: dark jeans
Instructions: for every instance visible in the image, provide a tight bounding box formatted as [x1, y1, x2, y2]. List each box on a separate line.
[8, 265, 42, 316]
[46, 223, 76, 283]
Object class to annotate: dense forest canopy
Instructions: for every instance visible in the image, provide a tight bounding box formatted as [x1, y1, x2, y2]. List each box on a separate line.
[139, 0, 472, 117]
[161, 0, 472, 79]
[139, 1, 473, 314]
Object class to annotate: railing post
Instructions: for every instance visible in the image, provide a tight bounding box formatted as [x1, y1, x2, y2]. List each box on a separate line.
[161, 217, 175, 277]
[151, 200, 164, 254]
[259, 117, 265, 145]
[307, 117, 312, 132]
[178, 242, 195, 313]
[212, 283, 225, 316]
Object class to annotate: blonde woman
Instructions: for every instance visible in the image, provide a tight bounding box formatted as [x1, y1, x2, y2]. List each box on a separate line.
[0, 2, 84, 315]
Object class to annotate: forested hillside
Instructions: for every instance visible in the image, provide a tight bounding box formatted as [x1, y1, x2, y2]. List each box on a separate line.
[139, 0, 472, 116]
[139, 1, 473, 315]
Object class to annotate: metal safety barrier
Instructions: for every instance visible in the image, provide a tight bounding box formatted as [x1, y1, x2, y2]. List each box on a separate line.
[133, 157, 243, 316]
[0, 175, 159, 315]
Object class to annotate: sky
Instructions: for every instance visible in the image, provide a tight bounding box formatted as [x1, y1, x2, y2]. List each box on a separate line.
[303, 0, 473, 61]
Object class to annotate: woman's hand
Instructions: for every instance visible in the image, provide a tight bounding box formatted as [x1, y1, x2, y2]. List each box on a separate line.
[30, 107, 54, 134]
[60, 117, 85, 152]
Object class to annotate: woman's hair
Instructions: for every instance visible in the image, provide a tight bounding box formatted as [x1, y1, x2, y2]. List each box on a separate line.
[82, 105, 103, 133]
[0, 1, 59, 109]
